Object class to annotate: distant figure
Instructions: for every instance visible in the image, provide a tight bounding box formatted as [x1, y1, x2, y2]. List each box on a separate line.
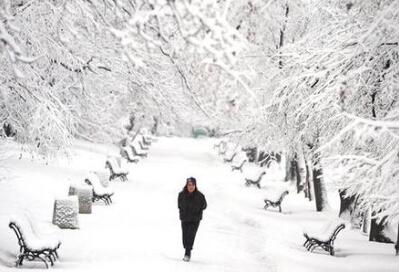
[178, 177, 207, 262]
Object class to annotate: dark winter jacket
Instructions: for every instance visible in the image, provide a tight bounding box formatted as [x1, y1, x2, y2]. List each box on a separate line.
[178, 189, 207, 222]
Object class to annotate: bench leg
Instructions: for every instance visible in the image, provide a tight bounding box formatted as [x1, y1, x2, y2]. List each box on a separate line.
[309, 243, 317, 252]
[100, 196, 108, 205]
[307, 241, 316, 251]
[51, 251, 58, 261]
[16, 254, 25, 266]
[36, 255, 49, 269]
[278, 205, 282, 213]
[46, 253, 54, 266]
[256, 182, 261, 189]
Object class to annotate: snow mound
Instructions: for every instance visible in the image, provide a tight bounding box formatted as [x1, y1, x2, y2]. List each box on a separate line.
[69, 184, 93, 214]
[52, 196, 80, 229]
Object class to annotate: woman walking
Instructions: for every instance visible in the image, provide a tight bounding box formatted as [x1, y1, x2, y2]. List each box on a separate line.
[178, 177, 207, 262]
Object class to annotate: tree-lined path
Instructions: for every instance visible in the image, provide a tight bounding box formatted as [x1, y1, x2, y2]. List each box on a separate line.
[1, 137, 398, 271]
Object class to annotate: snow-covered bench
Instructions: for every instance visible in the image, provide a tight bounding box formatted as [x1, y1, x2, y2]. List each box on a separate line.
[140, 129, 157, 144]
[120, 146, 140, 163]
[303, 220, 346, 256]
[244, 170, 266, 189]
[9, 216, 61, 268]
[130, 143, 148, 158]
[213, 140, 225, 150]
[218, 148, 227, 156]
[105, 157, 128, 182]
[85, 173, 114, 205]
[264, 190, 289, 213]
[136, 138, 149, 150]
[231, 159, 247, 172]
[223, 152, 237, 163]
[142, 135, 152, 146]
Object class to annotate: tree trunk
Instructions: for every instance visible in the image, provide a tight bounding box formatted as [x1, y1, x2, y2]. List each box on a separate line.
[151, 116, 158, 135]
[395, 224, 399, 256]
[294, 159, 302, 193]
[245, 147, 257, 163]
[339, 189, 356, 218]
[369, 215, 393, 243]
[297, 150, 306, 195]
[125, 113, 135, 132]
[278, 3, 290, 68]
[290, 159, 297, 182]
[362, 208, 371, 235]
[258, 151, 270, 167]
[285, 155, 291, 182]
[305, 159, 314, 201]
[312, 162, 329, 211]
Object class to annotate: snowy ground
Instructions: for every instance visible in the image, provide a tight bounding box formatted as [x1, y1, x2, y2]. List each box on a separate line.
[0, 137, 398, 271]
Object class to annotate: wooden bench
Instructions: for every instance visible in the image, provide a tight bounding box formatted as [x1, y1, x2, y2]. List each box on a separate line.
[105, 157, 128, 182]
[245, 171, 266, 189]
[85, 173, 114, 205]
[218, 148, 227, 156]
[130, 143, 148, 158]
[9, 217, 61, 268]
[142, 135, 152, 146]
[138, 140, 149, 150]
[213, 140, 225, 150]
[264, 190, 289, 212]
[303, 220, 346, 256]
[120, 147, 140, 163]
[231, 159, 247, 172]
[223, 152, 237, 163]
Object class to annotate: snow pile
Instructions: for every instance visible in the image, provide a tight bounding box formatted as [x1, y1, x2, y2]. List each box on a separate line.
[9, 215, 61, 251]
[68, 184, 93, 214]
[52, 196, 79, 229]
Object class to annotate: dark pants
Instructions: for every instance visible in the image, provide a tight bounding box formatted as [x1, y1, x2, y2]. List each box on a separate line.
[181, 221, 200, 254]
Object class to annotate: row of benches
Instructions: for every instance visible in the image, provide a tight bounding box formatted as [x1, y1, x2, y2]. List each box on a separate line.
[88, 133, 155, 205]
[215, 139, 346, 256]
[9, 132, 156, 268]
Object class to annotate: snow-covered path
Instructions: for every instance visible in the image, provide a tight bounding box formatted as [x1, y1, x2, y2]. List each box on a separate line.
[67, 137, 273, 271]
[0, 138, 274, 271]
[1, 137, 398, 272]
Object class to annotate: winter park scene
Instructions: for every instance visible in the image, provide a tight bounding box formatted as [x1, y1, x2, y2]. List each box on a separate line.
[1, 0, 399, 271]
